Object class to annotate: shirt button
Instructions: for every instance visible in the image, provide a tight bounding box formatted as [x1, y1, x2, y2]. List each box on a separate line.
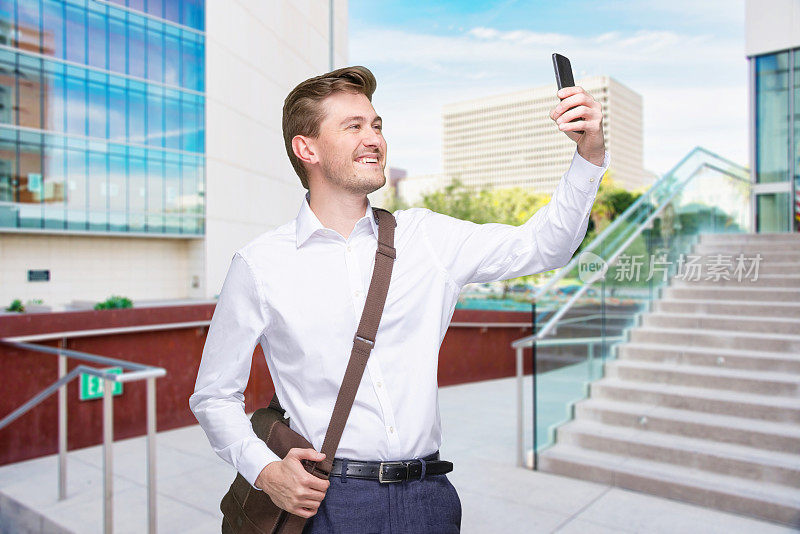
[388, 426, 394, 433]
[354, 290, 361, 297]
[589, 177, 595, 182]
[376, 381, 382, 388]
[346, 245, 352, 252]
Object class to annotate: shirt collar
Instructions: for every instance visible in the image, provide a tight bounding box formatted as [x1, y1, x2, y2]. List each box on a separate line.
[295, 191, 379, 248]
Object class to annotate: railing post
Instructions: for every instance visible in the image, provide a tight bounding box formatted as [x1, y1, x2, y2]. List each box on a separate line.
[516, 346, 523, 468]
[58, 337, 67, 501]
[147, 376, 157, 534]
[531, 300, 538, 471]
[103, 375, 113, 534]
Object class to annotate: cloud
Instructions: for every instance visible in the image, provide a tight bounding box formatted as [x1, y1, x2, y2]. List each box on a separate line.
[350, 21, 748, 178]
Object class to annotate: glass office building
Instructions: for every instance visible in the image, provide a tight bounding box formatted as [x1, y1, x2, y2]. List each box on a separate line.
[0, 0, 205, 236]
[751, 47, 799, 233]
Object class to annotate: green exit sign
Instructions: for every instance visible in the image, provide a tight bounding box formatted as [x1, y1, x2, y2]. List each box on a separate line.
[80, 367, 123, 401]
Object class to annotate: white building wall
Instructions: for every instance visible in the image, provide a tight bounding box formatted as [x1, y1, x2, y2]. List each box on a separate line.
[745, 0, 800, 57]
[203, 0, 347, 299]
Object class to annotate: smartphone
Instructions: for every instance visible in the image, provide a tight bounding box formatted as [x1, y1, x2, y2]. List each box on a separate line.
[552, 53, 583, 134]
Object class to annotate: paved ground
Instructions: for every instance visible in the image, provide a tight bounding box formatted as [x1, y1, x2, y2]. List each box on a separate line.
[0, 376, 796, 533]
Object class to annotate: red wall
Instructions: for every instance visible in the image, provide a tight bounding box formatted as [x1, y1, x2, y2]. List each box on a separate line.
[0, 305, 532, 466]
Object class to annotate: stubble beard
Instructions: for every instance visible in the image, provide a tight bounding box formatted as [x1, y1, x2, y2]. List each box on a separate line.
[321, 154, 387, 196]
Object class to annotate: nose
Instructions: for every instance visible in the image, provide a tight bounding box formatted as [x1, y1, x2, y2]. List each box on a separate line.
[361, 126, 384, 151]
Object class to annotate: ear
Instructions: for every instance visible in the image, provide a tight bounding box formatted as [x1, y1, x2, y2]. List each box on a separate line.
[292, 135, 319, 165]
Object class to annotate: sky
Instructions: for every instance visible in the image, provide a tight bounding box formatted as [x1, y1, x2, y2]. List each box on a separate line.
[347, 0, 748, 179]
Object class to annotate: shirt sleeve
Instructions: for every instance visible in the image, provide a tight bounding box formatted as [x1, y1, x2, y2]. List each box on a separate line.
[188, 251, 281, 492]
[421, 148, 610, 288]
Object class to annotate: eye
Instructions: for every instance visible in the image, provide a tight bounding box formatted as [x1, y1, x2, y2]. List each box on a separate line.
[374, 124, 382, 131]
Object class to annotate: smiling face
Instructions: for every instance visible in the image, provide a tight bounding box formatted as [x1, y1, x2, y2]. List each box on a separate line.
[310, 91, 388, 196]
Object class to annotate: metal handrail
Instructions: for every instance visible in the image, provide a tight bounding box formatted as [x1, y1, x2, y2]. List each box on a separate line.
[534, 160, 751, 343]
[532, 147, 751, 303]
[0, 337, 167, 534]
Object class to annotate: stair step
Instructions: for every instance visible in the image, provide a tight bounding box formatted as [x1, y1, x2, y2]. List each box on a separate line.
[641, 311, 800, 336]
[555, 420, 800, 486]
[538, 445, 800, 525]
[660, 260, 799, 276]
[617, 342, 800, 374]
[574, 398, 800, 453]
[671, 274, 800, 288]
[629, 325, 800, 353]
[663, 285, 800, 302]
[605, 359, 800, 396]
[699, 232, 800, 245]
[654, 298, 800, 319]
[590, 378, 800, 423]
[690, 246, 800, 262]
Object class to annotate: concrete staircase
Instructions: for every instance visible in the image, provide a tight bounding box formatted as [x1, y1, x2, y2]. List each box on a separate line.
[538, 232, 800, 527]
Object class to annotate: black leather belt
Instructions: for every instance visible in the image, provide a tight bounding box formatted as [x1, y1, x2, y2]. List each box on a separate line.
[330, 451, 453, 483]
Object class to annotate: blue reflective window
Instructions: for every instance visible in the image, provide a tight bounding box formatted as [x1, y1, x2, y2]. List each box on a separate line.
[87, 77, 107, 139]
[0, 51, 15, 125]
[128, 148, 145, 231]
[128, 15, 146, 79]
[0, 0, 14, 47]
[88, 150, 107, 229]
[182, 0, 203, 31]
[42, 0, 65, 59]
[65, 4, 86, 64]
[755, 53, 790, 184]
[87, 11, 108, 70]
[146, 152, 163, 231]
[164, 0, 179, 27]
[129, 0, 146, 13]
[146, 84, 164, 147]
[127, 82, 146, 143]
[65, 73, 86, 136]
[180, 30, 203, 92]
[66, 144, 87, 229]
[44, 64, 65, 132]
[16, 0, 39, 53]
[108, 12, 126, 74]
[164, 29, 180, 86]
[17, 56, 42, 129]
[43, 143, 65, 204]
[146, 0, 164, 20]
[146, 20, 164, 83]
[0, 0, 205, 236]
[0, 133, 15, 204]
[108, 79, 126, 142]
[109, 152, 126, 230]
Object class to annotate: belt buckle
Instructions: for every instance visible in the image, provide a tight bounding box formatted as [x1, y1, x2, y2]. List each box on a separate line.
[378, 461, 407, 483]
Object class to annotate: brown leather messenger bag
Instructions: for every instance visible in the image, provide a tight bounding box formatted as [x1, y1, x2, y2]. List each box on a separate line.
[220, 207, 397, 534]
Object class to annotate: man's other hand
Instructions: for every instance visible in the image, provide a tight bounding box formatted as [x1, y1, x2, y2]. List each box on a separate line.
[549, 86, 606, 166]
[255, 448, 330, 518]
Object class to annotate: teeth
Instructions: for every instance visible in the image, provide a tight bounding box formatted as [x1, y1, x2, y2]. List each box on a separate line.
[357, 157, 379, 164]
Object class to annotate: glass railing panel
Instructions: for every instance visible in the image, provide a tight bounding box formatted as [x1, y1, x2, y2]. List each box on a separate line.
[528, 146, 751, 462]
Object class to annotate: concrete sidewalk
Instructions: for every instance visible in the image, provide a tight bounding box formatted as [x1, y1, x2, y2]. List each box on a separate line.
[1, 376, 795, 533]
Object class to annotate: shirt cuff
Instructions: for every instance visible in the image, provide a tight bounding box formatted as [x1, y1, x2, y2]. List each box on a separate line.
[240, 438, 282, 492]
[564, 148, 610, 194]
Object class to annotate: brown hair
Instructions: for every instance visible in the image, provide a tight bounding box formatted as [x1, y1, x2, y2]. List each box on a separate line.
[282, 66, 378, 190]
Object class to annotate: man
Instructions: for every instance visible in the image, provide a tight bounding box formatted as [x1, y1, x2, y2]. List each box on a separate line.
[189, 65, 609, 533]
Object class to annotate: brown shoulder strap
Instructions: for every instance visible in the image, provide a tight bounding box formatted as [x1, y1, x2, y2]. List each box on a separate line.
[271, 207, 397, 476]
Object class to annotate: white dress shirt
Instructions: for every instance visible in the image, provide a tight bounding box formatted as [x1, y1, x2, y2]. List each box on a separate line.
[189, 147, 610, 490]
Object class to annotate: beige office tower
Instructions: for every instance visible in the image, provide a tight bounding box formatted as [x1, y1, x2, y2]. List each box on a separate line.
[442, 76, 647, 194]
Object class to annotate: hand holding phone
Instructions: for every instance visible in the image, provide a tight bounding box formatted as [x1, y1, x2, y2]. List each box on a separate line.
[552, 53, 584, 135]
